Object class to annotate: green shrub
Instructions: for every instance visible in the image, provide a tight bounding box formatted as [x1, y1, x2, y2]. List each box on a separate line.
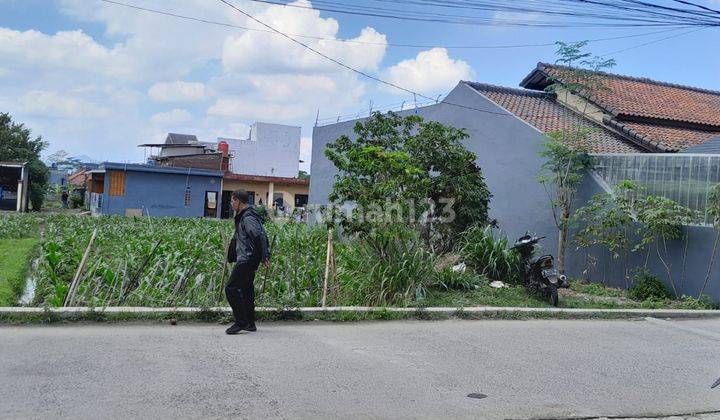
[69, 194, 83, 209]
[628, 270, 672, 301]
[678, 295, 717, 310]
[458, 225, 521, 284]
[336, 226, 435, 306]
[434, 267, 485, 291]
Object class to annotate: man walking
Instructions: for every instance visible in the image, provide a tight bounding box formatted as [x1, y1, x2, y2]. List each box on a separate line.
[226, 189, 270, 335]
[61, 190, 69, 209]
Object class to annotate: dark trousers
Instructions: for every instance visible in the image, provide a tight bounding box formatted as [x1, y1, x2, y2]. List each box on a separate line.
[225, 262, 256, 327]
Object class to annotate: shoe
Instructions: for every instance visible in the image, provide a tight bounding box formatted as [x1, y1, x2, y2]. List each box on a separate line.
[225, 324, 243, 335]
[243, 324, 257, 332]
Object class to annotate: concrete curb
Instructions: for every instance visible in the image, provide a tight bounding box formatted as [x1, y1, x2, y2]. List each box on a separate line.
[1, 306, 719, 321]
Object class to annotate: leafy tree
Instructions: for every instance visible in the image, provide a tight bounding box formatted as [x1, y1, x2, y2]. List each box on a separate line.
[539, 137, 593, 274]
[324, 112, 491, 251]
[0, 113, 49, 210]
[699, 184, 720, 298]
[573, 180, 636, 286]
[633, 194, 697, 298]
[573, 180, 697, 297]
[538, 41, 615, 274]
[47, 149, 82, 172]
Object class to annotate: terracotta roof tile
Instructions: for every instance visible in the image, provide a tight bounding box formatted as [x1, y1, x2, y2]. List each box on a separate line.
[614, 121, 720, 152]
[535, 63, 720, 128]
[465, 82, 648, 154]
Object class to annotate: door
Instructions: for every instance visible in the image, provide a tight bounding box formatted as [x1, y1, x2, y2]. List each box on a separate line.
[204, 191, 218, 218]
[220, 191, 232, 219]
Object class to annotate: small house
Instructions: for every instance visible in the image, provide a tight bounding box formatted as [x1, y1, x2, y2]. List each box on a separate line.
[0, 161, 29, 212]
[87, 162, 222, 218]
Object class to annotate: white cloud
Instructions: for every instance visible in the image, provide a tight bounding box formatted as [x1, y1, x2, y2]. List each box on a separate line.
[383, 48, 473, 94]
[150, 109, 192, 126]
[0, 0, 390, 164]
[149, 81, 209, 102]
[207, 73, 365, 121]
[0, 28, 130, 79]
[221, 0, 386, 74]
[3, 90, 112, 119]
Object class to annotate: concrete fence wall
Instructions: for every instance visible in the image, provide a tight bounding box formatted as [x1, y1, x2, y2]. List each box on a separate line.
[566, 172, 720, 301]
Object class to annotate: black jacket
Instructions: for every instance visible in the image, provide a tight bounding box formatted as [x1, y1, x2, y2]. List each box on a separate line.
[229, 206, 270, 267]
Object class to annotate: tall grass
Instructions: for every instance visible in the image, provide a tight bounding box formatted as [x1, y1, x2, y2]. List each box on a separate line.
[257, 221, 332, 307]
[458, 225, 522, 284]
[337, 227, 436, 306]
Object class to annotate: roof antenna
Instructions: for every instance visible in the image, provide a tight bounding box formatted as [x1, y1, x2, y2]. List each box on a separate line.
[336, 114, 340, 123]
[315, 109, 319, 127]
[413, 93, 418, 114]
[400, 101, 405, 111]
[436, 94, 441, 103]
[369, 100, 373, 116]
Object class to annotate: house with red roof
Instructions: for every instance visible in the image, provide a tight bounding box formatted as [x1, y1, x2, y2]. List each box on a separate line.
[310, 63, 720, 299]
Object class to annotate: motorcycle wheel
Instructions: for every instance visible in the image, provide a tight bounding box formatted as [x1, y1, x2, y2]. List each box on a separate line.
[549, 284, 559, 307]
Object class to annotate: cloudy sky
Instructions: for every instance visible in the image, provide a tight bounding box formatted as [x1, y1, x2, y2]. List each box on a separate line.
[1, 0, 718, 172]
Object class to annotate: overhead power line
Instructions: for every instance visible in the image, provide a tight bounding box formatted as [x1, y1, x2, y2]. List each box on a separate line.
[216, 0, 519, 118]
[97, 0, 690, 50]
[600, 26, 705, 56]
[243, 0, 720, 27]
[217, 0, 714, 123]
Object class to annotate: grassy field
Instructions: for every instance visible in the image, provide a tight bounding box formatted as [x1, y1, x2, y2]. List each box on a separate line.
[0, 238, 38, 306]
[0, 212, 715, 310]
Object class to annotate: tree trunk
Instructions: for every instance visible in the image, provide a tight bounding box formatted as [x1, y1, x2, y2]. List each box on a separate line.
[699, 230, 720, 299]
[557, 224, 567, 275]
[557, 204, 571, 275]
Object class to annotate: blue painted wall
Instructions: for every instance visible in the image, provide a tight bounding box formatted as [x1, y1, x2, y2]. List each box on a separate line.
[102, 170, 222, 218]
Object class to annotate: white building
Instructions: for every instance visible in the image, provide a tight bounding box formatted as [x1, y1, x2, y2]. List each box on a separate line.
[221, 122, 301, 179]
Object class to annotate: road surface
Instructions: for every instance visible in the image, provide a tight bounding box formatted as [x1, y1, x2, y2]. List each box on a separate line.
[1, 318, 719, 419]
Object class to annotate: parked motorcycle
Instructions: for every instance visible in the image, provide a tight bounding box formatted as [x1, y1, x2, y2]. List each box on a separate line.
[512, 233, 568, 307]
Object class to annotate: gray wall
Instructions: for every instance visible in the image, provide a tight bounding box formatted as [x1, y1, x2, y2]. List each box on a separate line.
[310, 82, 557, 244]
[567, 171, 720, 301]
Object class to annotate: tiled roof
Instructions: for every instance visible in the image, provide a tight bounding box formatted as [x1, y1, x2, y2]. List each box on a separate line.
[465, 82, 648, 154]
[525, 63, 720, 127]
[521, 63, 720, 151]
[603, 118, 720, 153]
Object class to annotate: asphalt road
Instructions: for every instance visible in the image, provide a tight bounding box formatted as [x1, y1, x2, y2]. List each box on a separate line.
[1, 318, 720, 420]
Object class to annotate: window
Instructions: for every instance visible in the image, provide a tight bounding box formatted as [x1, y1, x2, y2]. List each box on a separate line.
[184, 186, 191, 206]
[204, 191, 218, 218]
[108, 171, 125, 197]
[205, 191, 217, 209]
[295, 194, 309, 207]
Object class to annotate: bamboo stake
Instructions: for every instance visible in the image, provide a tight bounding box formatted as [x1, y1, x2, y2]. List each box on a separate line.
[322, 228, 333, 307]
[122, 239, 163, 301]
[330, 236, 338, 305]
[64, 228, 98, 307]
